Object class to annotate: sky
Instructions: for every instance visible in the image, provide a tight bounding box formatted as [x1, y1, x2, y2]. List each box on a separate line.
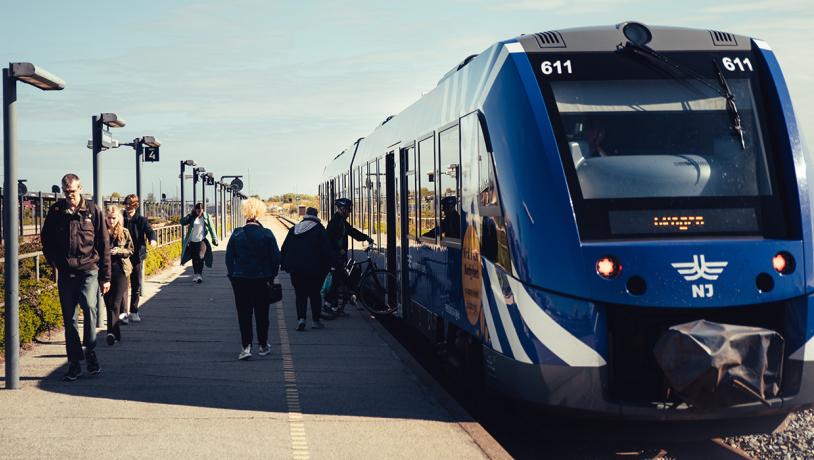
[1, 0, 812, 200]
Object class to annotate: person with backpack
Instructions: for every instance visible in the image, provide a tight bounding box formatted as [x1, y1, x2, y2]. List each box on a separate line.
[280, 207, 332, 331]
[41, 173, 111, 381]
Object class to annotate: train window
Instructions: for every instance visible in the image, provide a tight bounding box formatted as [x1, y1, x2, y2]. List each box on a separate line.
[406, 146, 417, 239]
[355, 167, 362, 228]
[378, 156, 387, 250]
[418, 136, 437, 241]
[466, 113, 511, 269]
[438, 125, 461, 241]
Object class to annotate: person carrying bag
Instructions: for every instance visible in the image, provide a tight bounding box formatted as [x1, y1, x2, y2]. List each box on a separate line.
[225, 198, 280, 360]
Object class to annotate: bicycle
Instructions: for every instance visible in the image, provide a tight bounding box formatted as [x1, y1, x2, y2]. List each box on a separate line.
[323, 244, 400, 316]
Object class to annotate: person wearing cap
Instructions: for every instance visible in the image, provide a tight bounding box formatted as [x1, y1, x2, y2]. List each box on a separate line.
[324, 198, 373, 313]
[280, 207, 332, 331]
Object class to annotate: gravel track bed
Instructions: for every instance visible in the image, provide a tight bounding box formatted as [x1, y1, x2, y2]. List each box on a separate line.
[727, 408, 814, 459]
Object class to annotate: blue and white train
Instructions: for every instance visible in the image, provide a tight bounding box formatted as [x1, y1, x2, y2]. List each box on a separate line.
[319, 22, 814, 420]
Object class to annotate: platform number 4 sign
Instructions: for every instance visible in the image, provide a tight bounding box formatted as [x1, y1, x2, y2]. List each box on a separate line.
[144, 147, 160, 162]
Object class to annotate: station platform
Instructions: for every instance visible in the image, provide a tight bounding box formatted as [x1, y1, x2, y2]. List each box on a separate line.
[0, 218, 503, 459]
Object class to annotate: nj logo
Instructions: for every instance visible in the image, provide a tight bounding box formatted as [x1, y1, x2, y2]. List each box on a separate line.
[671, 255, 728, 298]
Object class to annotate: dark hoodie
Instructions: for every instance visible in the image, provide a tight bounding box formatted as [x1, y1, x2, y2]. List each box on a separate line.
[280, 215, 332, 278]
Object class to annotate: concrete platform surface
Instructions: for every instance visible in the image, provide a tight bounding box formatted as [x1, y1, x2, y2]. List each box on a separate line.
[0, 217, 492, 460]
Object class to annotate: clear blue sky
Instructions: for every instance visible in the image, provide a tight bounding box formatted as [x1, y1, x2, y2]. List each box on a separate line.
[1, 0, 812, 199]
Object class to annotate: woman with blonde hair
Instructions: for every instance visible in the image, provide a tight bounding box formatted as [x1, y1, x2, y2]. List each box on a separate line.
[226, 197, 280, 360]
[104, 204, 134, 345]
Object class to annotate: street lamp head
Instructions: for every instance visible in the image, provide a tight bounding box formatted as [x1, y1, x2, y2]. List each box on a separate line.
[87, 138, 119, 150]
[100, 113, 126, 128]
[183, 160, 196, 166]
[206, 172, 214, 179]
[141, 136, 161, 148]
[196, 167, 206, 173]
[10, 62, 65, 90]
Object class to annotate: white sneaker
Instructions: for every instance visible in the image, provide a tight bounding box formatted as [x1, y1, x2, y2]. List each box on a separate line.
[119, 313, 130, 325]
[191, 274, 199, 283]
[238, 346, 251, 360]
[258, 344, 271, 356]
[130, 312, 141, 323]
[195, 274, 203, 284]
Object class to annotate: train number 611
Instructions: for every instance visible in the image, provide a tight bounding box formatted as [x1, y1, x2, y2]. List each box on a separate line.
[541, 60, 573, 75]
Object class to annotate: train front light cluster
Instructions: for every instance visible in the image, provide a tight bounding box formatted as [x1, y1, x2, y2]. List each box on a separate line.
[772, 252, 795, 275]
[596, 256, 621, 279]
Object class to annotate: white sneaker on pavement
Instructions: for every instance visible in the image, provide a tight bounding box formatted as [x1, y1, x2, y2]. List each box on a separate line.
[238, 346, 252, 360]
[130, 312, 141, 323]
[258, 344, 271, 356]
[119, 313, 129, 325]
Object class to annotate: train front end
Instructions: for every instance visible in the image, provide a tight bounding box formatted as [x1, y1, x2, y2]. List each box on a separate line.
[480, 23, 814, 420]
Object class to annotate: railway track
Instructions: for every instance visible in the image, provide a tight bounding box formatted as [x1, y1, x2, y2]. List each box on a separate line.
[275, 215, 296, 230]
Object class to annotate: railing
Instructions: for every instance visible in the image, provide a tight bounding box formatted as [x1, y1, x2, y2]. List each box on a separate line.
[0, 189, 189, 240]
[154, 224, 183, 247]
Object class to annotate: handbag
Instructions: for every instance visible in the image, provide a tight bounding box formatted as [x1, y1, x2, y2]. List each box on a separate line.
[320, 272, 333, 297]
[267, 281, 283, 304]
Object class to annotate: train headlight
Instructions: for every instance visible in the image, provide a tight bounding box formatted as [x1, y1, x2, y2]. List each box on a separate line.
[596, 256, 621, 279]
[622, 22, 652, 46]
[772, 252, 795, 275]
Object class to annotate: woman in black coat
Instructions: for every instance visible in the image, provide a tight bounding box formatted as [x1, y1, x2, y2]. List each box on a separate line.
[280, 207, 332, 331]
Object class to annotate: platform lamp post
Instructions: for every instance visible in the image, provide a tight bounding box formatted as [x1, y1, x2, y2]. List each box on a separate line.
[179, 160, 196, 217]
[3, 62, 64, 390]
[120, 136, 160, 216]
[191, 166, 205, 207]
[220, 176, 243, 235]
[91, 113, 126, 211]
[200, 171, 210, 211]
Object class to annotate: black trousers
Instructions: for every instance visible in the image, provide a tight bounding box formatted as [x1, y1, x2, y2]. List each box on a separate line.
[103, 269, 128, 340]
[128, 259, 144, 313]
[229, 277, 270, 348]
[290, 273, 322, 321]
[185, 241, 206, 274]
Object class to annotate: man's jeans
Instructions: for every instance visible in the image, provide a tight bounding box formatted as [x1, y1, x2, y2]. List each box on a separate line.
[57, 270, 99, 363]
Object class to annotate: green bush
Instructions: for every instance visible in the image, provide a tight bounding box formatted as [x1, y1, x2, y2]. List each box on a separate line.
[144, 242, 183, 277]
[0, 278, 62, 355]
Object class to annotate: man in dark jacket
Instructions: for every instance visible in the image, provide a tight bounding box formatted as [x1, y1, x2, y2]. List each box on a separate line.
[121, 194, 157, 323]
[41, 173, 111, 381]
[281, 207, 332, 331]
[324, 198, 373, 312]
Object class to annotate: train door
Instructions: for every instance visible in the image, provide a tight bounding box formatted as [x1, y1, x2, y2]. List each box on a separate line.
[399, 143, 415, 316]
[385, 151, 398, 304]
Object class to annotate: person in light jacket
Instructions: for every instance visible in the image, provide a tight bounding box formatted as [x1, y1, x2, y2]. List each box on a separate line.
[180, 203, 218, 283]
[226, 198, 280, 360]
[280, 207, 332, 331]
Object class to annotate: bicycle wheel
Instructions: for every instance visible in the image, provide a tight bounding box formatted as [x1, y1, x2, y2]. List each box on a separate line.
[358, 269, 399, 315]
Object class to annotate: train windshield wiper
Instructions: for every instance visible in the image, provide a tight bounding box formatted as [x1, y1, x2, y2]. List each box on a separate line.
[714, 65, 746, 150]
[620, 42, 746, 150]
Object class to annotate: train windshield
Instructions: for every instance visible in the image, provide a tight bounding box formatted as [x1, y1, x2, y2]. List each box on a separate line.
[552, 78, 772, 200]
[534, 50, 789, 239]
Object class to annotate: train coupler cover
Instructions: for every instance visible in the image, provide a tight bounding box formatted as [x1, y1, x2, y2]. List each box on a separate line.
[653, 320, 784, 409]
